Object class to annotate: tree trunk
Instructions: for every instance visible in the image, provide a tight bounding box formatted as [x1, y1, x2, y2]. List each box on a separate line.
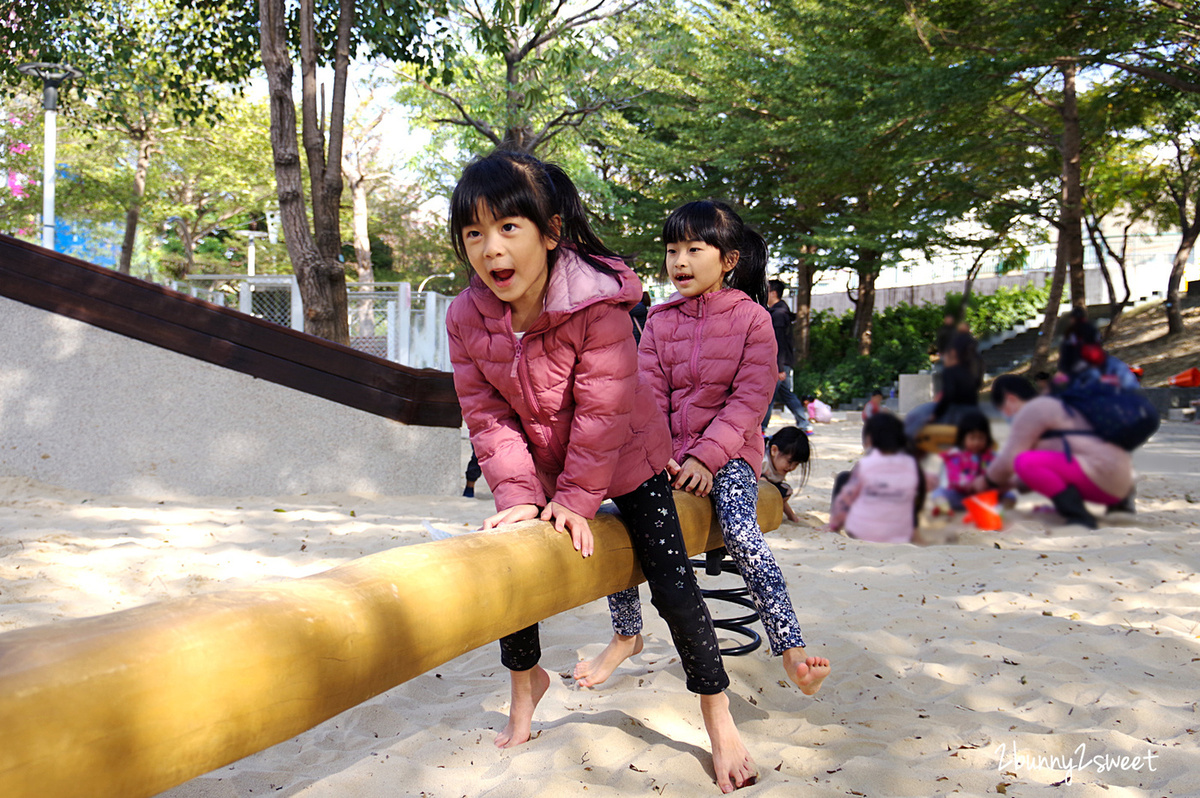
[349, 176, 376, 337]
[259, 0, 350, 344]
[501, 52, 535, 152]
[1058, 60, 1087, 309]
[959, 243, 994, 321]
[1084, 218, 1129, 340]
[793, 252, 816, 363]
[176, 218, 197, 276]
[299, 0, 353, 263]
[1165, 226, 1198, 336]
[118, 133, 155, 275]
[1028, 232, 1068, 375]
[852, 252, 880, 357]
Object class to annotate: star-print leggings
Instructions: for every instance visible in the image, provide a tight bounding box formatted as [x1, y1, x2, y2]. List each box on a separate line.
[498, 470, 730, 696]
[606, 458, 807, 656]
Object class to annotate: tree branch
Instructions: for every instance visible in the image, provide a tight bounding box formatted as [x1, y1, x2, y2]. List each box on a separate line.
[421, 81, 502, 146]
[1101, 58, 1200, 93]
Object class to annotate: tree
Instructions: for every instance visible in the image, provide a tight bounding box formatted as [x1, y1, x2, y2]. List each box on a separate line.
[258, 0, 354, 343]
[0, 92, 41, 236]
[153, 98, 278, 276]
[1143, 90, 1200, 336]
[1098, 0, 1200, 95]
[369, 182, 460, 289]
[257, 0, 445, 343]
[413, 0, 646, 155]
[1079, 94, 1163, 337]
[2, 1, 261, 273]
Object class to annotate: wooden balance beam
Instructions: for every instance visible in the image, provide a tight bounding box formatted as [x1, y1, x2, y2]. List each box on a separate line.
[0, 486, 781, 798]
[913, 423, 958, 455]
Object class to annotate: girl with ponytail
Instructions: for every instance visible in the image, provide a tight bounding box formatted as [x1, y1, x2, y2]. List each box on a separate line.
[446, 154, 757, 792]
[575, 200, 832, 699]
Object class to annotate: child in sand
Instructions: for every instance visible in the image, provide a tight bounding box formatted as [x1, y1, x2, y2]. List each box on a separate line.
[445, 152, 756, 792]
[929, 410, 1014, 515]
[574, 200, 831, 698]
[762, 426, 811, 523]
[829, 413, 926, 543]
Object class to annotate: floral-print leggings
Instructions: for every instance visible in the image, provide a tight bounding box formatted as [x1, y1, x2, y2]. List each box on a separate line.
[498, 471, 730, 695]
[606, 458, 807, 656]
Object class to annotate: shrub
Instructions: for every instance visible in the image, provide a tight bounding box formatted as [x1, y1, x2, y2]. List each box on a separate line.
[793, 282, 1049, 406]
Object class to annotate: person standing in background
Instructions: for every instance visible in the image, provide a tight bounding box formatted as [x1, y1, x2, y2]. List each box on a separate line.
[761, 279, 809, 433]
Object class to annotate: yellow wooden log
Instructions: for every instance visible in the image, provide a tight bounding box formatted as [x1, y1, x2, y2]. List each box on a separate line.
[0, 486, 780, 798]
[914, 423, 958, 454]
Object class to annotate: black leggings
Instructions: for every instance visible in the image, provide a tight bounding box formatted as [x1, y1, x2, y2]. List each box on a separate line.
[498, 471, 730, 695]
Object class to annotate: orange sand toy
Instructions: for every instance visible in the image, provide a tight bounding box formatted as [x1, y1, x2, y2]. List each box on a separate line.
[1168, 367, 1200, 388]
[964, 490, 1003, 530]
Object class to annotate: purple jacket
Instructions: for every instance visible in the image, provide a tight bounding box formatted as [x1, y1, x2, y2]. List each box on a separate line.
[446, 250, 671, 518]
[640, 288, 777, 477]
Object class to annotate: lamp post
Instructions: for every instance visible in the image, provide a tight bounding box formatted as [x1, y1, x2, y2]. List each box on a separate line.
[417, 273, 454, 292]
[16, 62, 83, 252]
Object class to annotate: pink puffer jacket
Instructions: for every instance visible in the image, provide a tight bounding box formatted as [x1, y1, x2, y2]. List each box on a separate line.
[446, 249, 671, 518]
[640, 288, 777, 477]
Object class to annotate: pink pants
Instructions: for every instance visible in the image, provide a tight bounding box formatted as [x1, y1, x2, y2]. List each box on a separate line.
[1013, 450, 1121, 505]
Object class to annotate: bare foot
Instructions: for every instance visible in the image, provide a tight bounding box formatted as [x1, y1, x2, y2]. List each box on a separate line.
[495, 665, 551, 748]
[783, 647, 831, 696]
[700, 692, 757, 793]
[573, 632, 643, 688]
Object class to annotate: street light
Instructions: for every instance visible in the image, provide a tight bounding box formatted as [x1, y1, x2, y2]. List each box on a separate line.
[17, 62, 83, 252]
[417, 273, 454, 292]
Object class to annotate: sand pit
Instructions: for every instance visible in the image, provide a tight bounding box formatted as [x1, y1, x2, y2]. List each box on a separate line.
[1, 419, 1197, 796]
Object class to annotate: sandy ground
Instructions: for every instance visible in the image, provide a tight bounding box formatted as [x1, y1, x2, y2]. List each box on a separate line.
[2, 418, 1199, 797]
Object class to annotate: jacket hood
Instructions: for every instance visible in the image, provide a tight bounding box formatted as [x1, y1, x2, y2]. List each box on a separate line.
[649, 287, 758, 320]
[468, 248, 641, 329]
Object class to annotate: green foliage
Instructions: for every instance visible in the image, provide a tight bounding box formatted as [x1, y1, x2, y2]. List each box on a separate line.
[958, 284, 1050, 341]
[796, 282, 1049, 406]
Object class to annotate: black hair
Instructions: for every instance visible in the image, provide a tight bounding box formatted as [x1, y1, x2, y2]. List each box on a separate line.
[767, 278, 786, 297]
[1033, 371, 1051, 382]
[948, 331, 983, 383]
[871, 389, 884, 398]
[1058, 317, 1101, 375]
[768, 426, 811, 488]
[862, 413, 925, 528]
[662, 199, 768, 306]
[990, 374, 1037, 406]
[449, 150, 619, 275]
[954, 410, 995, 451]
[863, 412, 905, 454]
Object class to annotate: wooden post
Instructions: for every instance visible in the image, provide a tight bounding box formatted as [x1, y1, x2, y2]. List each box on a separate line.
[0, 487, 780, 798]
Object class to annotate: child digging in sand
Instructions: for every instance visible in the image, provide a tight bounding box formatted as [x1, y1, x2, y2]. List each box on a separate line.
[762, 426, 811, 524]
[574, 200, 831, 697]
[445, 153, 756, 792]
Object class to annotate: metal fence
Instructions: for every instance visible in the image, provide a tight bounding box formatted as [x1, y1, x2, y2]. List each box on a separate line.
[175, 276, 453, 371]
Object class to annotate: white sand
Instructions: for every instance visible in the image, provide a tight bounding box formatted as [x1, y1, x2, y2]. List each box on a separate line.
[2, 421, 1199, 797]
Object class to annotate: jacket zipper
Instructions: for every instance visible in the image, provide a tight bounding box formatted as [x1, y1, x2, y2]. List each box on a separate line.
[512, 334, 568, 467]
[681, 295, 707, 448]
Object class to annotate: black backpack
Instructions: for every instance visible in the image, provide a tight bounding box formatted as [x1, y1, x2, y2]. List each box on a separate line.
[1044, 381, 1160, 454]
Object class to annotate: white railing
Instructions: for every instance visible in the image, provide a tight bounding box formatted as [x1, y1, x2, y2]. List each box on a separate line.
[175, 276, 453, 372]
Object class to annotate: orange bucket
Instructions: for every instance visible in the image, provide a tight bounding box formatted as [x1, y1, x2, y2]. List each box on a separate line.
[964, 490, 1003, 531]
[1168, 367, 1200, 388]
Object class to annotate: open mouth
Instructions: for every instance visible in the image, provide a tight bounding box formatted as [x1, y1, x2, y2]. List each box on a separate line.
[491, 268, 516, 283]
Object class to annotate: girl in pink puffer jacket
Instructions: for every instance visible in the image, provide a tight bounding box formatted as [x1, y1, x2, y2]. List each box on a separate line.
[445, 153, 756, 792]
[575, 200, 831, 698]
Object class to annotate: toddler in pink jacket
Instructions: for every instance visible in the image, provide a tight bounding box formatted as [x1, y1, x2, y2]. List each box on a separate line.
[445, 153, 756, 792]
[575, 200, 831, 698]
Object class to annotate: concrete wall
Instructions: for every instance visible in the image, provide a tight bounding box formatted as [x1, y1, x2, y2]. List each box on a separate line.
[0, 296, 459, 498]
